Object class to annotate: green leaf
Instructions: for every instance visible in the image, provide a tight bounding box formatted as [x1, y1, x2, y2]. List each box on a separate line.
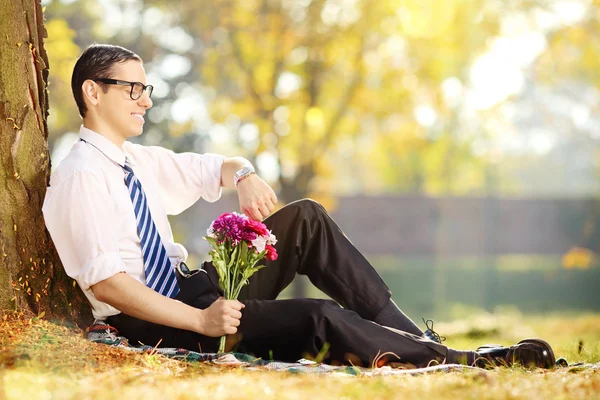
[213, 259, 227, 282]
[204, 236, 219, 249]
[227, 246, 239, 269]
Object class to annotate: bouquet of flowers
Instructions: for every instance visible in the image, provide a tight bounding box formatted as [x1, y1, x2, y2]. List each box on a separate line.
[204, 212, 278, 353]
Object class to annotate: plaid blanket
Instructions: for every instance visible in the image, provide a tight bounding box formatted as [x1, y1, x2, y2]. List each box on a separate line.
[87, 320, 485, 376]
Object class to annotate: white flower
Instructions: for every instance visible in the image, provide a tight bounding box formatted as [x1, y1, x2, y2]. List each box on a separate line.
[268, 232, 277, 245]
[252, 236, 268, 253]
[232, 212, 249, 220]
[206, 222, 215, 238]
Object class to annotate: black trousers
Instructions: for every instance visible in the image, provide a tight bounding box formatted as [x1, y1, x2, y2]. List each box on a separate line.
[108, 199, 475, 368]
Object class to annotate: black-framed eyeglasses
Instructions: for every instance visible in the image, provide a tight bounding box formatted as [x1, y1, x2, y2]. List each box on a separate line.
[94, 78, 154, 100]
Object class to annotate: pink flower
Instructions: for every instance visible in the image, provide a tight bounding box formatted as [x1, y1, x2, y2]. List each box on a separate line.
[245, 219, 270, 237]
[265, 244, 278, 261]
[240, 230, 258, 242]
[211, 212, 249, 244]
[205, 211, 278, 261]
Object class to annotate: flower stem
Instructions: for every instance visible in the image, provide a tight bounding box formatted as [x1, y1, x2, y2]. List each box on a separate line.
[218, 335, 226, 353]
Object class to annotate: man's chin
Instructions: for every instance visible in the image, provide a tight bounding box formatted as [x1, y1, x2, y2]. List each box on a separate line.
[128, 128, 144, 138]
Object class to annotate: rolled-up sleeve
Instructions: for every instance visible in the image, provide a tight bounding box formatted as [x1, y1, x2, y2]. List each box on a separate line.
[131, 144, 225, 215]
[42, 170, 126, 290]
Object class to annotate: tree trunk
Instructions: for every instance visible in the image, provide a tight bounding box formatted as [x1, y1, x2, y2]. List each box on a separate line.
[0, 0, 91, 327]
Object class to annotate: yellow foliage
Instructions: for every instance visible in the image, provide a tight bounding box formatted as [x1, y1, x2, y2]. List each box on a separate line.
[400, 0, 458, 38]
[168, 120, 195, 137]
[307, 192, 339, 213]
[232, 5, 255, 27]
[42, 0, 560, 199]
[313, 156, 334, 180]
[305, 107, 325, 137]
[210, 97, 234, 120]
[253, 62, 275, 94]
[44, 18, 81, 135]
[562, 247, 594, 270]
[45, 19, 80, 83]
[230, 99, 257, 119]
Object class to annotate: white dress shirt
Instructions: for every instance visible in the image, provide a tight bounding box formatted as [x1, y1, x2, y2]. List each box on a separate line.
[42, 126, 225, 320]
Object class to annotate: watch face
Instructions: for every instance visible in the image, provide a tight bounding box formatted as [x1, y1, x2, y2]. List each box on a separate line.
[234, 166, 256, 186]
[235, 167, 253, 179]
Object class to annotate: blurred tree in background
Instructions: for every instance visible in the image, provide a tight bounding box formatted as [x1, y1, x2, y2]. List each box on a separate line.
[42, 0, 600, 202]
[144, 0, 508, 202]
[35, 0, 600, 311]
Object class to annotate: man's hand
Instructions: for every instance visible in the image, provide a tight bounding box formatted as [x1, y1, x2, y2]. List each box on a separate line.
[197, 298, 245, 337]
[237, 174, 278, 221]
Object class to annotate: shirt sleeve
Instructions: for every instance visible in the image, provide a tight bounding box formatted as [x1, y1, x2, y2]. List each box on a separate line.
[42, 170, 127, 291]
[129, 144, 226, 215]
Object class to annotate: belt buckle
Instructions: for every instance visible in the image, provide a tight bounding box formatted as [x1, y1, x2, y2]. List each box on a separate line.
[176, 261, 198, 278]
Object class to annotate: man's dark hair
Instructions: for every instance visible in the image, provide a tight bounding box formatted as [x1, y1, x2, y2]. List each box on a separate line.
[71, 44, 142, 118]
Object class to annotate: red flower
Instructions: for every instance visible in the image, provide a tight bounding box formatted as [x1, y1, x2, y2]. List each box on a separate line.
[265, 244, 278, 261]
[245, 219, 269, 237]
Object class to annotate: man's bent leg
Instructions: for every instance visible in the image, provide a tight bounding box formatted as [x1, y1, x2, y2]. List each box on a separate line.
[234, 298, 475, 368]
[231, 199, 421, 335]
[236, 199, 390, 319]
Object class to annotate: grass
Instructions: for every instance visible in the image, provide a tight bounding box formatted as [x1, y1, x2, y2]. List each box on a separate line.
[1, 310, 600, 400]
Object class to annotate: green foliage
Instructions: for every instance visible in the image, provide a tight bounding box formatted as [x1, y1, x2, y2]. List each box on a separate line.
[373, 255, 600, 319]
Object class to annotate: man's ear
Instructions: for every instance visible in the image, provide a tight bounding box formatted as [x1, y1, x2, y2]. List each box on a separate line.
[81, 79, 100, 108]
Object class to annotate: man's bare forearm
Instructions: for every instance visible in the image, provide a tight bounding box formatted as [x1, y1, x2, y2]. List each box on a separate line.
[91, 272, 204, 333]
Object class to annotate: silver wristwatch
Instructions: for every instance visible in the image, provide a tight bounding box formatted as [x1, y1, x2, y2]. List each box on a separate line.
[233, 166, 256, 187]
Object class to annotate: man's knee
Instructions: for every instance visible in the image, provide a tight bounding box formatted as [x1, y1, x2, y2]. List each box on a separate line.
[308, 299, 341, 320]
[268, 198, 324, 223]
[287, 198, 325, 218]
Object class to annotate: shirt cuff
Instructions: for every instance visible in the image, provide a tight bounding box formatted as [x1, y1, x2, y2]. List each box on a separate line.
[78, 252, 127, 290]
[200, 153, 225, 203]
[173, 242, 189, 261]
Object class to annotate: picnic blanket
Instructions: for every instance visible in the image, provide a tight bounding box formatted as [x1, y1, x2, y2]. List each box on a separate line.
[86, 320, 484, 376]
[88, 321, 600, 374]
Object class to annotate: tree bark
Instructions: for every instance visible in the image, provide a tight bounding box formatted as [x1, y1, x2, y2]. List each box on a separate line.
[0, 0, 91, 326]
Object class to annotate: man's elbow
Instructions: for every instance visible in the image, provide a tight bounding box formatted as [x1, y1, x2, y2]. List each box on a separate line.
[90, 274, 123, 303]
[91, 281, 109, 303]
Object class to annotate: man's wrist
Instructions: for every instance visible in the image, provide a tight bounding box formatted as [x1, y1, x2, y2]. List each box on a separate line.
[235, 171, 257, 187]
[233, 166, 256, 188]
[192, 307, 206, 335]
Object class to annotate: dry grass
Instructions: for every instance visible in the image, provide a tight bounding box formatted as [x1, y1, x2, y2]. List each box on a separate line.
[1, 310, 600, 400]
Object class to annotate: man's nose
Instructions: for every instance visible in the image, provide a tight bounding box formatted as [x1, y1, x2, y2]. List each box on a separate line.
[138, 91, 153, 108]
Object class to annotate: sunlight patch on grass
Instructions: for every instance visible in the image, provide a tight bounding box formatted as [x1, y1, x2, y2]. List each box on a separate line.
[4, 367, 600, 400]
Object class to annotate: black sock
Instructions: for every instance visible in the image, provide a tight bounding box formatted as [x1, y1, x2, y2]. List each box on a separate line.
[447, 349, 479, 366]
[373, 299, 424, 336]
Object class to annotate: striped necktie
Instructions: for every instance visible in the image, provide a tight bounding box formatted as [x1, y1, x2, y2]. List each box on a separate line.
[123, 157, 180, 298]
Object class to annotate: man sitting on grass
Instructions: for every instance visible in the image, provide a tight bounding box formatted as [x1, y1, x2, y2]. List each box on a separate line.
[43, 44, 556, 369]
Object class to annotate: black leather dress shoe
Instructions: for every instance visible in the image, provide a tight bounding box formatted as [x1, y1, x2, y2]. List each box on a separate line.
[475, 338, 556, 369]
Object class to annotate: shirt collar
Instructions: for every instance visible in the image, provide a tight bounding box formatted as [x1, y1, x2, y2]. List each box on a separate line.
[78, 126, 135, 167]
